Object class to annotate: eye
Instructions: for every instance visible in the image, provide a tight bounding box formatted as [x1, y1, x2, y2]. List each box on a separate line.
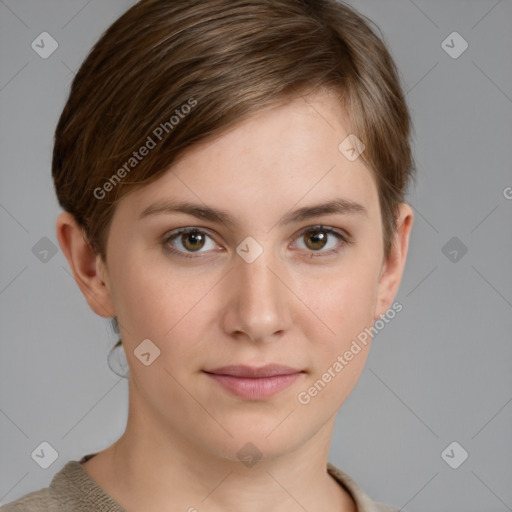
[293, 225, 351, 257]
[162, 225, 351, 260]
[163, 227, 217, 258]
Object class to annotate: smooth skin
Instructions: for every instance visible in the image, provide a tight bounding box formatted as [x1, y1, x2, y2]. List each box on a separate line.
[57, 90, 413, 512]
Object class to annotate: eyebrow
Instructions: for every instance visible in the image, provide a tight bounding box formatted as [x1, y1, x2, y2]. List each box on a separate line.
[138, 197, 367, 227]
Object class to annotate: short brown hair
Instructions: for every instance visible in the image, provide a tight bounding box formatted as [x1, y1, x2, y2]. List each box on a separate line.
[52, 0, 415, 262]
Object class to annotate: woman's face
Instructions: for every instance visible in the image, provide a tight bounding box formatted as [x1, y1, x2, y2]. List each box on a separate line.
[94, 91, 412, 462]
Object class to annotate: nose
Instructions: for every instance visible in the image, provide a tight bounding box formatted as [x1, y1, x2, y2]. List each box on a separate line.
[220, 248, 293, 343]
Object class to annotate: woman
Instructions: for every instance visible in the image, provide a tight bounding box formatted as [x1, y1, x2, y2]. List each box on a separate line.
[2, 0, 415, 510]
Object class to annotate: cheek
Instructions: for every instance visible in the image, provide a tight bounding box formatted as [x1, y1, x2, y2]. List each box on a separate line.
[110, 263, 207, 395]
[305, 258, 380, 341]
[109, 252, 204, 336]
[111, 242, 380, 350]
[295, 270, 378, 415]
[109, 258, 223, 382]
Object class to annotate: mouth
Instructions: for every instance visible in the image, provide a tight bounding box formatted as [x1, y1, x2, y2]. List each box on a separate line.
[202, 364, 305, 400]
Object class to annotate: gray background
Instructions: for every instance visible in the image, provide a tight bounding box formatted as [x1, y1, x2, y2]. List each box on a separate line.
[1, 0, 511, 510]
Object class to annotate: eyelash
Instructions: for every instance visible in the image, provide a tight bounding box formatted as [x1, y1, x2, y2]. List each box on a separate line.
[162, 225, 352, 260]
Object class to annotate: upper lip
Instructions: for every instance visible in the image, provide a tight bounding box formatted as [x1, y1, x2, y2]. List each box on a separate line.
[204, 364, 303, 378]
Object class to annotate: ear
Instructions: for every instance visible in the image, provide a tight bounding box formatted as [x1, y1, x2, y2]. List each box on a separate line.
[374, 202, 414, 320]
[56, 211, 115, 318]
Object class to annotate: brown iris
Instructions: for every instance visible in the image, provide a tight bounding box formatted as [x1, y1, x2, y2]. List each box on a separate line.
[181, 230, 206, 252]
[303, 229, 328, 251]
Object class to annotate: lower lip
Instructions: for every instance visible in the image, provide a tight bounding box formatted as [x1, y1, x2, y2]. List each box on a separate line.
[205, 372, 303, 400]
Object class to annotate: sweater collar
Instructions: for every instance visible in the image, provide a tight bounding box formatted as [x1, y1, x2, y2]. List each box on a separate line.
[51, 454, 388, 512]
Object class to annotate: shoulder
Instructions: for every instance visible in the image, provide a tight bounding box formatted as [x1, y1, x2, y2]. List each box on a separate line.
[1, 457, 96, 512]
[327, 462, 400, 512]
[1, 455, 124, 512]
[1, 487, 56, 512]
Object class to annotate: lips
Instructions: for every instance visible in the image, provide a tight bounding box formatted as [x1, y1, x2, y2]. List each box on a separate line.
[205, 364, 302, 378]
[203, 364, 305, 400]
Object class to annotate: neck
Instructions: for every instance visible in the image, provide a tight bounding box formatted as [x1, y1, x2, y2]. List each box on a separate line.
[81, 384, 356, 512]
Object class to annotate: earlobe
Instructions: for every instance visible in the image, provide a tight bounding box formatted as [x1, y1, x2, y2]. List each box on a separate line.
[374, 203, 414, 320]
[56, 211, 115, 319]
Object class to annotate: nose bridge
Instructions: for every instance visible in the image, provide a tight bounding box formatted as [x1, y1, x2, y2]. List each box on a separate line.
[227, 243, 291, 340]
[241, 253, 279, 301]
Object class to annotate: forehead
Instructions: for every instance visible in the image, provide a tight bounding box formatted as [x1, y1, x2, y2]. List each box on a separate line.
[116, 91, 380, 225]
[180, 91, 351, 170]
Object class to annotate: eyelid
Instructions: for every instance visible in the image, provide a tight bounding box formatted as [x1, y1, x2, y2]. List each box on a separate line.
[295, 224, 351, 242]
[292, 225, 352, 255]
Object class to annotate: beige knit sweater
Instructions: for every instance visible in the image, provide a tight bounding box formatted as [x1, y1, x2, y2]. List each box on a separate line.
[1, 454, 399, 511]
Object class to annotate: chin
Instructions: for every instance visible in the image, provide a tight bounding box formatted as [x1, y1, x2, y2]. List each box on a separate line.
[198, 415, 317, 465]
